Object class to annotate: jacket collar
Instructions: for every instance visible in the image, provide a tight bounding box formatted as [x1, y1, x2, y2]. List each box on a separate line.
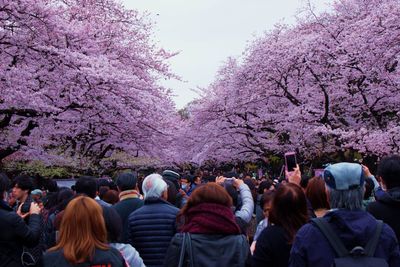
[144, 197, 172, 206]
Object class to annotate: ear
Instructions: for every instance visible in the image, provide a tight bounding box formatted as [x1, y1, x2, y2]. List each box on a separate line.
[380, 178, 387, 191]
[162, 190, 168, 200]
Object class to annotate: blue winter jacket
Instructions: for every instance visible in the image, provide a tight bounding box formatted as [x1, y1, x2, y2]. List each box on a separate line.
[127, 197, 179, 267]
[289, 209, 400, 267]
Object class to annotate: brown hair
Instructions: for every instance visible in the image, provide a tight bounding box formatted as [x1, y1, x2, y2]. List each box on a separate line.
[269, 183, 308, 244]
[305, 177, 330, 211]
[102, 190, 119, 205]
[177, 183, 232, 222]
[48, 196, 109, 264]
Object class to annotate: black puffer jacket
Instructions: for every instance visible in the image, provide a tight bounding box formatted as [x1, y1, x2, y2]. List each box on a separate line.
[0, 200, 41, 267]
[368, 187, 400, 241]
[164, 233, 249, 267]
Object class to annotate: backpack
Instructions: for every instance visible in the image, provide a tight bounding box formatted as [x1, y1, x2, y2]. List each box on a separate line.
[312, 218, 388, 267]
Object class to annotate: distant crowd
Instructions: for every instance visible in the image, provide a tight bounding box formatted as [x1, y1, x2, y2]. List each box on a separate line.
[1, 155, 400, 267]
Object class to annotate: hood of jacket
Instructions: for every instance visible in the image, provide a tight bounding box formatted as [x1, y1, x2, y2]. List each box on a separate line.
[323, 209, 380, 249]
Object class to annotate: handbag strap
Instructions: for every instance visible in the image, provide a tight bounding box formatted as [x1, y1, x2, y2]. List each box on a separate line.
[186, 233, 194, 267]
[178, 233, 187, 267]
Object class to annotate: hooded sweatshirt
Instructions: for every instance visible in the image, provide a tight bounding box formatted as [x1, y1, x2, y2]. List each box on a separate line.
[289, 209, 400, 267]
[368, 187, 400, 241]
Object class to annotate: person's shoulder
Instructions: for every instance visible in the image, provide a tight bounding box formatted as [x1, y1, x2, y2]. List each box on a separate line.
[380, 222, 398, 243]
[257, 224, 287, 242]
[95, 247, 124, 260]
[262, 224, 286, 235]
[43, 249, 63, 260]
[163, 202, 180, 213]
[366, 200, 380, 211]
[2, 209, 20, 223]
[152, 200, 179, 213]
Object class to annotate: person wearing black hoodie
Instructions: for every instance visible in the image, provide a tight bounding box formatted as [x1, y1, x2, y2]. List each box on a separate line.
[368, 155, 400, 241]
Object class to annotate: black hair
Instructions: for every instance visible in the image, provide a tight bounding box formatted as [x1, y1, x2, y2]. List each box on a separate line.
[258, 180, 273, 194]
[75, 176, 97, 199]
[164, 179, 178, 206]
[260, 191, 275, 209]
[116, 173, 138, 191]
[224, 183, 238, 207]
[45, 179, 59, 192]
[99, 186, 109, 200]
[13, 175, 34, 193]
[377, 155, 400, 189]
[49, 188, 75, 214]
[0, 173, 10, 194]
[102, 206, 123, 243]
[300, 175, 311, 189]
[97, 178, 111, 190]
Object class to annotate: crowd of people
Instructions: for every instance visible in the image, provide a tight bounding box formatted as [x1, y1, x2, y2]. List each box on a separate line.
[1, 155, 400, 267]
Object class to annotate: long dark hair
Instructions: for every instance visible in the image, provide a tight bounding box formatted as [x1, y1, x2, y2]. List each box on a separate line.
[269, 183, 308, 244]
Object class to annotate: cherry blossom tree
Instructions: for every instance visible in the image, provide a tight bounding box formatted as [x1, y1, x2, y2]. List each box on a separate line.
[0, 0, 179, 167]
[180, 0, 400, 165]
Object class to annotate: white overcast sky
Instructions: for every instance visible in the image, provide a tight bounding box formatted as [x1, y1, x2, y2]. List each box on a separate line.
[123, 0, 333, 109]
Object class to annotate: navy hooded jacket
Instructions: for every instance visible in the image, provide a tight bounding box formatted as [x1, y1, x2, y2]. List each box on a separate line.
[289, 209, 400, 267]
[127, 197, 179, 267]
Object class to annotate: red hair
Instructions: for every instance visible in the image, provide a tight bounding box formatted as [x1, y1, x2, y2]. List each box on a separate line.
[48, 196, 109, 264]
[177, 183, 232, 222]
[305, 177, 330, 210]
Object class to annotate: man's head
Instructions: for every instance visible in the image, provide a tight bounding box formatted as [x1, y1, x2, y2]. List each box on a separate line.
[162, 170, 180, 191]
[31, 189, 43, 202]
[193, 176, 202, 185]
[142, 174, 168, 200]
[377, 155, 400, 190]
[12, 175, 34, 201]
[323, 162, 365, 210]
[116, 172, 138, 192]
[75, 176, 97, 199]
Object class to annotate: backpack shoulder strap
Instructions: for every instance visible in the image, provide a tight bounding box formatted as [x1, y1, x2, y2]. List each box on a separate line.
[364, 220, 383, 257]
[311, 218, 348, 257]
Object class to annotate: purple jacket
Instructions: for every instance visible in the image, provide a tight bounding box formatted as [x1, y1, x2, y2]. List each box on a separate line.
[289, 209, 400, 267]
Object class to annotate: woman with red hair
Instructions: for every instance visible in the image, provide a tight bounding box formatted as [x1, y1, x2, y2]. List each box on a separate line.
[43, 196, 126, 267]
[164, 183, 249, 267]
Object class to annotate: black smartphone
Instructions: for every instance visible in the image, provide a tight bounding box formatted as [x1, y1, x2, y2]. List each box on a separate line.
[285, 152, 297, 172]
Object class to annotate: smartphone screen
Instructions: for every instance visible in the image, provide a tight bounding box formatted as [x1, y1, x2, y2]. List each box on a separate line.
[285, 152, 297, 172]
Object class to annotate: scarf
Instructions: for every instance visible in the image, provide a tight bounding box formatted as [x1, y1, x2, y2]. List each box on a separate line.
[181, 203, 241, 235]
[119, 190, 141, 201]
